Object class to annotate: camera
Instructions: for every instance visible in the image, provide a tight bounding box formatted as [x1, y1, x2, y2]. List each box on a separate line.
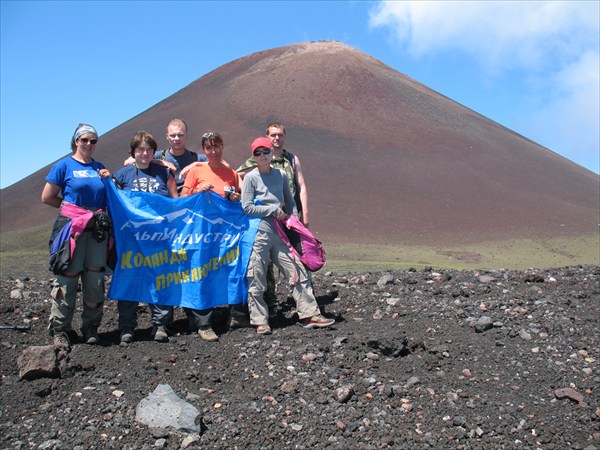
[93, 211, 112, 242]
[224, 186, 236, 199]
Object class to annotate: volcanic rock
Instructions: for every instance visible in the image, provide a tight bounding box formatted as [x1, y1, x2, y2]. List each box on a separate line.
[1, 266, 598, 448]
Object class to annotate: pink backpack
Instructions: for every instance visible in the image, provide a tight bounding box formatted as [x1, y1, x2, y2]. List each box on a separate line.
[274, 215, 326, 271]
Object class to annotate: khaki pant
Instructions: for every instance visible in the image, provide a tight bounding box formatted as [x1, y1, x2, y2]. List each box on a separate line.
[246, 228, 319, 326]
[49, 231, 106, 334]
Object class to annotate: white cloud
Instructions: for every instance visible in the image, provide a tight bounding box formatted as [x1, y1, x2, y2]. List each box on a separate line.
[369, 1, 599, 72]
[369, 1, 600, 172]
[529, 51, 600, 172]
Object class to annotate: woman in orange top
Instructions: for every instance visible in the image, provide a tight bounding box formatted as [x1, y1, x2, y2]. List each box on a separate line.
[180, 132, 244, 341]
[181, 132, 240, 200]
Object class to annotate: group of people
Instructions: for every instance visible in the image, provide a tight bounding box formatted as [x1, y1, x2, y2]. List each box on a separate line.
[41, 119, 334, 347]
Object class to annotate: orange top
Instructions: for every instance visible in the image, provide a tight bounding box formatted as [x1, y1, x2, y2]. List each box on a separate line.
[182, 164, 240, 197]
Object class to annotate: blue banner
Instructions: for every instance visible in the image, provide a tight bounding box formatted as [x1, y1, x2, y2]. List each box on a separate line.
[104, 179, 260, 309]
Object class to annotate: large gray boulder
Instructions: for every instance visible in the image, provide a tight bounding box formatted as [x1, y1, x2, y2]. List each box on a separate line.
[135, 384, 201, 433]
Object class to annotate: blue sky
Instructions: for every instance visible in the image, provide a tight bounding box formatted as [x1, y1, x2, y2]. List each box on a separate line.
[1, 1, 598, 189]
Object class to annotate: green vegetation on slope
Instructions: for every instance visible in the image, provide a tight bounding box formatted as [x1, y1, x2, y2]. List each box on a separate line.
[1, 222, 597, 279]
[324, 234, 600, 272]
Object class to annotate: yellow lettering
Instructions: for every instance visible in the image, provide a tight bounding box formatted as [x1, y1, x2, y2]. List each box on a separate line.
[155, 274, 165, 290]
[151, 252, 160, 267]
[134, 253, 143, 267]
[159, 250, 169, 265]
[173, 272, 182, 284]
[120, 251, 133, 269]
[178, 248, 187, 261]
[226, 247, 238, 263]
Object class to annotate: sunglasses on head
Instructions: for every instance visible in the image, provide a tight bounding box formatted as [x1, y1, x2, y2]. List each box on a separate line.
[79, 137, 98, 145]
[253, 148, 272, 156]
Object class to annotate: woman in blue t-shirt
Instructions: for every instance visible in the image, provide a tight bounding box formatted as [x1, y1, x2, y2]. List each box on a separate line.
[41, 123, 109, 347]
[107, 131, 177, 344]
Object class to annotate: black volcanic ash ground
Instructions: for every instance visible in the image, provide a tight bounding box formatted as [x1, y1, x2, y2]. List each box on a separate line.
[1, 265, 599, 449]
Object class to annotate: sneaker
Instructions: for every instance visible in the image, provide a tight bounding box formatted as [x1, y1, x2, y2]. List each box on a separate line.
[256, 324, 272, 335]
[53, 331, 71, 348]
[153, 325, 169, 342]
[300, 314, 335, 329]
[228, 315, 251, 329]
[120, 328, 134, 344]
[198, 327, 219, 342]
[81, 327, 100, 345]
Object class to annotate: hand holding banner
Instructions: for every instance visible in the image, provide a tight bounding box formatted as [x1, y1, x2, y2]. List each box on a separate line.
[104, 179, 260, 309]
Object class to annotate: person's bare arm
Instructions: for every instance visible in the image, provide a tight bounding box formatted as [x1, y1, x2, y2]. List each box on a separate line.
[167, 176, 178, 198]
[294, 155, 309, 227]
[152, 159, 177, 173]
[179, 186, 191, 197]
[41, 182, 63, 208]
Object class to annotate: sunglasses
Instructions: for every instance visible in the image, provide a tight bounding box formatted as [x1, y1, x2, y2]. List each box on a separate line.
[253, 148, 272, 156]
[79, 138, 98, 145]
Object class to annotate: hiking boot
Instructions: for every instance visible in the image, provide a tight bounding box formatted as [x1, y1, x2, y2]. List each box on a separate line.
[81, 326, 100, 345]
[228, 315, 251, 329]
[53, 331, 71, 348]
[300, 314, 335, 329]
[198, 327, 219, 342]
[152, 325, 169, 342]
[256, 324, 272, 335]
[120, 328, 134, 344]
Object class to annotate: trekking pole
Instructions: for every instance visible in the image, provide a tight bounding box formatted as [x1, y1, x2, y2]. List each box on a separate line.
[0, 324, 31, 331]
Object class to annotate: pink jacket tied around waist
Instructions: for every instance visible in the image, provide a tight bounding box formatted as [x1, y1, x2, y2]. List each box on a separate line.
[59, 203, 98, 259]
[48, 203, 110, 276]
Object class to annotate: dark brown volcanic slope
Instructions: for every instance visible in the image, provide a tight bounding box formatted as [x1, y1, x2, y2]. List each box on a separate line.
[1, 41, 598, 246]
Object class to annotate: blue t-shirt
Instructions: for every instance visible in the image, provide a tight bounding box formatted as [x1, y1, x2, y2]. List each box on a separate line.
[112, 164, 171, 197]
[45, 156, 106, 208]
[155, 148, 207, 191]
